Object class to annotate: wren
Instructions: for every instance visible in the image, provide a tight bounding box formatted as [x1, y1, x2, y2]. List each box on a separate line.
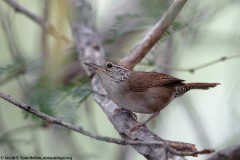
[85, 62, 219, 126]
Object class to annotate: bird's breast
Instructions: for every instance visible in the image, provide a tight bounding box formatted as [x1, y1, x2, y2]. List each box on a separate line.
[102, 78, 176, 114]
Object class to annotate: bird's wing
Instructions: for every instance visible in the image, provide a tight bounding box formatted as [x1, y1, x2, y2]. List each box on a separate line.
[128, 72, 184, 92]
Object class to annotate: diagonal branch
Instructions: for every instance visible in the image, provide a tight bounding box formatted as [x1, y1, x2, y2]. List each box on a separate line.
[0, 91, 208, 155]
[0, 91, 165, 146]
[2, 0, 70, 43]
[119, 0, 187, 69]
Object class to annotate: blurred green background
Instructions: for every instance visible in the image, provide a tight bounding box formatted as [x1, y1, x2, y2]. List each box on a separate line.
[0, 0, 240, 160]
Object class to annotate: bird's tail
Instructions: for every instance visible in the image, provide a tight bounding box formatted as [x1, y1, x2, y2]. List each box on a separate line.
[184, 83, 220, 90]
[174, 83, 220, 97]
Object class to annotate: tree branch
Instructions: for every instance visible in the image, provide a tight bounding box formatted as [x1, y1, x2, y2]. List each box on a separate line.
[119, 0, 187, 69]
[207, 145, 240, 160]
[168, 147, 214, 157]
[0, 91, 209, 156]
[2, 0, 70, 43]
[0, 92, 161, 146]
[157, 55, 240, 74]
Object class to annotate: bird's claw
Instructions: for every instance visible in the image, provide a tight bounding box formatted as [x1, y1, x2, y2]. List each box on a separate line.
[113, 108, 137, 120]
[128, 122, 147, 137]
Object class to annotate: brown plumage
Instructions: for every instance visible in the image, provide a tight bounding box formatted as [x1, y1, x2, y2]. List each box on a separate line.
[128, 71, 218, 97]
[85, 62, 220, 126]
[128, 72, 183, 92]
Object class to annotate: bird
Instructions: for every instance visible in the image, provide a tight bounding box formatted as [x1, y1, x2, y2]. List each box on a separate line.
[85, 61, 219, 127]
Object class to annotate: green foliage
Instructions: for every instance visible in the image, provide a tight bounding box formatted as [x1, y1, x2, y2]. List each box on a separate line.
[0, 62, 25, 85]
[138, 21, 186, 69]
[139, 0, 169, 18]
[104, 11, 186, 71]
[160, 21, 186, 43]
[104, 14, 152, 44]
[0, 57, 93, 125]
[24, 77, 92, 124]
[104, 12, 185, 50]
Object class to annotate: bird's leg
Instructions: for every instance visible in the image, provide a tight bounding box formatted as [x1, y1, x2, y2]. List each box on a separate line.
[139, 111, 160, 126]
[129, 111, 160, 135]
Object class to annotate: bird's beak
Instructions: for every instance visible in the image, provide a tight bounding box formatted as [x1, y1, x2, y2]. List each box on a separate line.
[84, 62, 100, 71]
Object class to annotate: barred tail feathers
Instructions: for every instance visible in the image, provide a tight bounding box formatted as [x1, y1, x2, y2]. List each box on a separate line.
[174, 83, 219, 97]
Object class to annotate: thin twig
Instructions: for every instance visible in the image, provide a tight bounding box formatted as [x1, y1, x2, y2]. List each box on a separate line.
[157, 55, 240, 74]
[119, 0, 187, 69]
[3, 0, 70, 43]
[0, 93, 180, 147]
[0, 92, 156, 146]
[0, 91, 216, 157]
[0, 92, 213, 157]
[168, 147, 215, 157]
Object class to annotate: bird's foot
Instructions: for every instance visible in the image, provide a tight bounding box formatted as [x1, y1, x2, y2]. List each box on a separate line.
[113, 108, 137, 120]
[128, 122, 147, 136]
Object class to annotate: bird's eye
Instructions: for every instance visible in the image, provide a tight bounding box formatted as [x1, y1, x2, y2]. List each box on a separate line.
[106, 62, 113, 68]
